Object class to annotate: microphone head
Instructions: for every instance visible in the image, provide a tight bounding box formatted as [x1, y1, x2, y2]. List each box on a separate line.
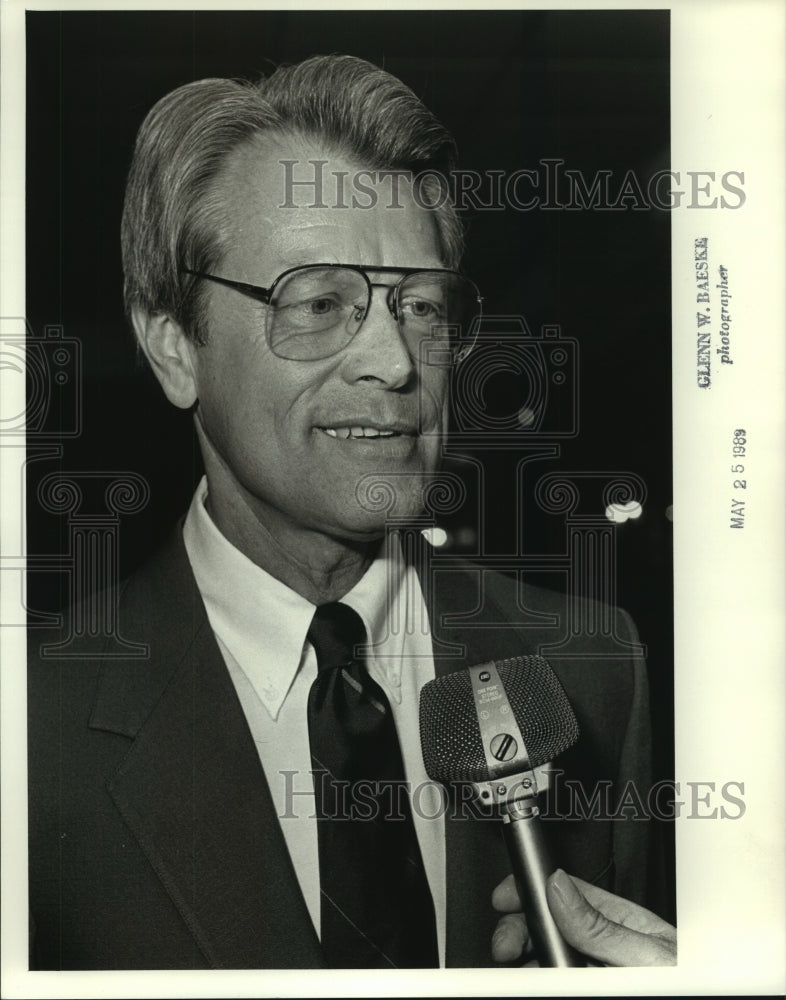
[419, 656, 579, 783]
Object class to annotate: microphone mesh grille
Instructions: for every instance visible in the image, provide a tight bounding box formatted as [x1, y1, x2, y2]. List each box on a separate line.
[419, 656, 579, 782]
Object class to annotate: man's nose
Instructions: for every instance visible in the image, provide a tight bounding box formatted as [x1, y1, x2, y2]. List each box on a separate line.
[339, 287, 415, 389]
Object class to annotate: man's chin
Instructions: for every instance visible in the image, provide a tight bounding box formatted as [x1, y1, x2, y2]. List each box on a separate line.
[315, 489, 432, 547]
[348, 472, 434, 526]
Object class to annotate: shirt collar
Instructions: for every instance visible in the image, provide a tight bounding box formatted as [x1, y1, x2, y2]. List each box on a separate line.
[183, 479, 315, 720]
[339, 535, 409, 702]
[183, 478, 414, 719]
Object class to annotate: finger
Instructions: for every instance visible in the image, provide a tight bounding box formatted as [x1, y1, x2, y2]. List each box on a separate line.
[560, 874, 677, 937]
[491, 873, 522, 913]
[546, 870, 676, 967]
[491, 912, 530, 963]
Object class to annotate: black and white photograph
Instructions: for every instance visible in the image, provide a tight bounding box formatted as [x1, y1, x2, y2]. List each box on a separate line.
[1, 1, 783, 996]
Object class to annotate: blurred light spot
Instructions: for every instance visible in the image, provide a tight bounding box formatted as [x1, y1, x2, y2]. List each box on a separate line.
[665, 505, 673, 522]
[422, 527, 449, 547]
[517, 407, 536, 428]
[457, 527, 477, 547]
[605, 501, 643, 524]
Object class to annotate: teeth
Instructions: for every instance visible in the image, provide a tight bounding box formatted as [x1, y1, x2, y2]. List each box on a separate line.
[321, 426, 398, 439]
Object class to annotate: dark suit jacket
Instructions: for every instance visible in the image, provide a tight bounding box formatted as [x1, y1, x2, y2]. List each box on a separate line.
[28, 527, 653, 969]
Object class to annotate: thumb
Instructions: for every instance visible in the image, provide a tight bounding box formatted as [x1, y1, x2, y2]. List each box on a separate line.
[546, 869, 675, 967]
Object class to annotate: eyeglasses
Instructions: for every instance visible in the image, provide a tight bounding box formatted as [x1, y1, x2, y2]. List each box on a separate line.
[183, 263, 482, 364]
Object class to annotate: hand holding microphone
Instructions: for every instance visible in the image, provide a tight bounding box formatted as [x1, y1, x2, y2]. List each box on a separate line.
[492, 868, 677, 966]
[419, 655, 676, 968]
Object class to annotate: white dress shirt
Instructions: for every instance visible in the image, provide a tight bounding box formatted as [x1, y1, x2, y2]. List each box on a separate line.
[183, 477, 446, 964]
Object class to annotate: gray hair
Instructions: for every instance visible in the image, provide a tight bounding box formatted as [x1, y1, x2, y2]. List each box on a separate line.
[121, 54, 463, 345]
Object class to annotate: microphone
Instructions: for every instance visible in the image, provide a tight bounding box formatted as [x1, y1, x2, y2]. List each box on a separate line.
[419, 656, 584, 967]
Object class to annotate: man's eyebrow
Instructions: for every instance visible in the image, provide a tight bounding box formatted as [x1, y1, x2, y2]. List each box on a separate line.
[268, 259, 451, 274]
[269, 250, 346, 270]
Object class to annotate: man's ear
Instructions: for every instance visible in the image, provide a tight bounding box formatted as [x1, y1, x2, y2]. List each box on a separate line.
[132, 308, 199, 410]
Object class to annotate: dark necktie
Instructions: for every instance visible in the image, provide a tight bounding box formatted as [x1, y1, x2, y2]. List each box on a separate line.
[306, 602, 439, 968]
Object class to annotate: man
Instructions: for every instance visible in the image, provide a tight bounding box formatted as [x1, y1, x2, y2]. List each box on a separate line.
[28, 54, 675, 970]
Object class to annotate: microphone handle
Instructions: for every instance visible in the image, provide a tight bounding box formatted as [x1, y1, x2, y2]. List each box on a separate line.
[501, 807, 585, 967]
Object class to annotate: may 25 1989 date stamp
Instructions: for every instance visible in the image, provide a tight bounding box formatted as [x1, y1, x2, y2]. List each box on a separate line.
[730, 428, 746, 529]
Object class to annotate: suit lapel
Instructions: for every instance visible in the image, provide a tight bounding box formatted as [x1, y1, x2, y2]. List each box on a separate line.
[90, 530, 323, 969]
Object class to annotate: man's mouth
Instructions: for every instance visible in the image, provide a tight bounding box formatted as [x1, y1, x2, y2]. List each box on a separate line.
[318, 425, 406, 440]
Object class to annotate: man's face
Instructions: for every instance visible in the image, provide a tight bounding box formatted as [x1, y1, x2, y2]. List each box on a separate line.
[187, 134, 450, 545]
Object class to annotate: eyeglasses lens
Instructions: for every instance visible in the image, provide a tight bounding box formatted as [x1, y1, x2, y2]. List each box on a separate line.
[268, 266, 478, 362]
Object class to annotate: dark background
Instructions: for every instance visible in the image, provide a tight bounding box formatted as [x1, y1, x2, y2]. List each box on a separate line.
[25, 9, 673, 919]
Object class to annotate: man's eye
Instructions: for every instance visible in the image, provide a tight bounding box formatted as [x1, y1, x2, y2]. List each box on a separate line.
[400, 297, 442, 320]
[305, 296, 339, 315]
[278, 293, 341, 315]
